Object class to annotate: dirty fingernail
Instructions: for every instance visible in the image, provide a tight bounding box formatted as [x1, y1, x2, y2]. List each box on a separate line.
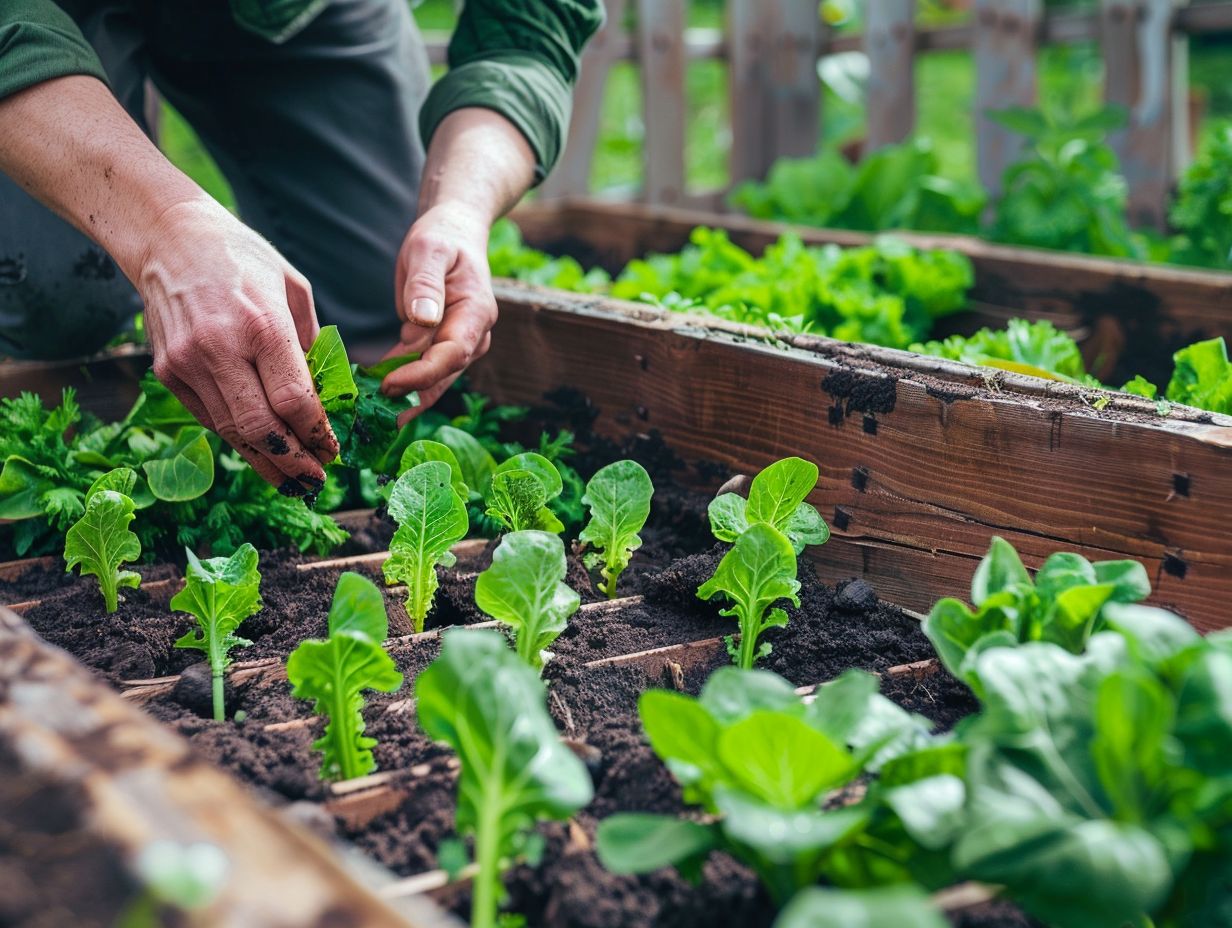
[411, 297, 442, 326]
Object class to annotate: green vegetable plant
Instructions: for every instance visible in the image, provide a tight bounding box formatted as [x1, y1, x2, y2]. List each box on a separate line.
[474, 530, 580, 672]
[1169, 122, 1232, 269]
[484, 452, 564, 533]
[708, 456, 829, 554]
[286, 572, 404, 781]
[417, 630, 593, 928]
[596, 666, 937, 908]
[171, 544, 262, 721]
[698, 522, 801, 669]
[578, 459, 654, 597]
[923, 536, 1150, 688]
[382, 461, 469, 633]
[911, 318, 1102, 386]
[63, 470, 142, 612]
[1163, 336, 1232, 414]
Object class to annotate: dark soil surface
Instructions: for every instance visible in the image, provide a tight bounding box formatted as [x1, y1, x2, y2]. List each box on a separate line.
[2, 561, 179, 606]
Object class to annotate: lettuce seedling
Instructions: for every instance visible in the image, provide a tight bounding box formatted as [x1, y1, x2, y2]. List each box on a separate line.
[923, 536, 1150, 688]
[399, 439, 469, 500]
[597, 666, 935, 907]
[698, 522, 801, 669]
[484, 452, 564, 533]
[579, 460, 654, 598]
[383, 461, 469, 632]
[171, 544, 262, 721]
[708, 457, 829, 554]
[417, 630, 592, 928]
[475, 530, 580, 672]
[287, 572, 404, 781]
[63, 472, 142, 613]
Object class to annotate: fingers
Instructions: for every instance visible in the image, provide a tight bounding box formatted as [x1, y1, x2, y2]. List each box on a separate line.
[284, 265, 319, 351]
[155, 367, 215, 431]
[398, 231, 451, 328]
[397, 332, 489, 426]
[382, 293, 496, 398]
[248, 315, 339, 465]
[179, 368, 290, 489]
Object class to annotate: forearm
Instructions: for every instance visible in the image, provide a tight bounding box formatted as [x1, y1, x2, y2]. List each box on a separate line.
[417, 108, 536, 222]
[0, 75, 208, 283]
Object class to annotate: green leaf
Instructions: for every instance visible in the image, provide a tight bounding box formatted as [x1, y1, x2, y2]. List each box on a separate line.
[639, 689, 723, 790]
[305, 325, 358, 414]
[709, 457, 830, 554]
[358, 351, 419, 381]
[697, 522, 800, 669]
[287, 572, 403, 781]
[699, 666, 803, 723]
[143, 427, 215, 502]
[326, 569, 391, 642]
[0, 455, 56, 519]
[383, 461, 469, 632]
[399, 439, 468, 499]
[1102, 602, 1201, 665]
[715, 788, 868, 867]
[416, 630, 592, 928]
[485, 468, 564, 534]
[63, 487, 142, 613]
[595, 815, 719, 878]
[971, 536, 1031, 603]
[1092, 559, 1151, 604]
[882, 774, 967, 850]
[475, 530, 580, 672]
[774, 886, 949, 928]
[494, 452, 563, 499]
[717, 711, 854, 807]
[171, 544, 262, 720]
[434, 425, 497, 496]
[578, 460, 654, 597]
[707, 492, 749, 542]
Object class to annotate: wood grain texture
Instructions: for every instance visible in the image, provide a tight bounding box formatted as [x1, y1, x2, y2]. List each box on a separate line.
[973, 0, 1042, 199]
[866, 0, 917, 149]
[726, 0, 774, 183]
[768, 0, 825, 160]
[636, 0, 687, 204]
[472, 283, 1232, 632]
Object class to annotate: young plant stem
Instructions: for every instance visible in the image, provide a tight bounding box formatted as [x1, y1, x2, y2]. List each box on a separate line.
[737, 620, 760, 670]
[207, 619, 226, 722]
[408, 569, 430, 635]
[101, 574, 119, 614]
[332, 691, 360, 781]
[472, 787, 504, 928]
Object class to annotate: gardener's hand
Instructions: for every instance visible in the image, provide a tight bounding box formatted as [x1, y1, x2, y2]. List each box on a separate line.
[380, 108, 537, 421]
[140, 199, 339, 494]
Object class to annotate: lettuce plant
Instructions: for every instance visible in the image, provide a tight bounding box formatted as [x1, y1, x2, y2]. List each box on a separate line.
[579, 459, 654, 597]
[708, 457, 829, 555]
[1164, 336, 1232, 415]
[417, 630, 592, 928]
[382, 461, 469, 633]
[399, 439, 468, 500]
[911, 318, 1102, 386]
[923, 536, 1149, 687]
[484, 452, 564, 534]
[63, 471, 142, 613]
[596, 667, 934, 907]
[171, 543, 262, 721]
[474, 530, 580, 672]
[699, 522, 801, 669]
[287, 572, 404, 780]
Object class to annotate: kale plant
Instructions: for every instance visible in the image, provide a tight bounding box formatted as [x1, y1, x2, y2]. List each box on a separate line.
[579, 459, 654, 597]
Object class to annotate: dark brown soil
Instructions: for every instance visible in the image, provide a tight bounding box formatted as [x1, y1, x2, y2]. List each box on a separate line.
[2, 561, 179, 606]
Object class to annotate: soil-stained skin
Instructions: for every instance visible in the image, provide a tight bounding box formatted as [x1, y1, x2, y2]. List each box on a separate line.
[265, 431, 291, 455]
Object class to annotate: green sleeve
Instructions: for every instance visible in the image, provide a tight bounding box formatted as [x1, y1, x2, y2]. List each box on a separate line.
[0, 0, 109, 101]
[419, 0, 604, 184]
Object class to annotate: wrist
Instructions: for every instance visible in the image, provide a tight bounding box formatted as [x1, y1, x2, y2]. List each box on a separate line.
[417, 108, 535, 222]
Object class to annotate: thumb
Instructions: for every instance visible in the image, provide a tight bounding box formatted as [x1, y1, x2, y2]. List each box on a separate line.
[400, 235, 450, 328]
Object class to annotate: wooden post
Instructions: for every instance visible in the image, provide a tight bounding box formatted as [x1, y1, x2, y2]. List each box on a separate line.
[865, 0, 917, 150]
[727, 0, 774, 184]
[768, 0, 825, 160]
[636, 0, 686, 204]
[1101, 0, 1190, 229]
[973, 0, 1042, 198]
[540, 0, 628, 199]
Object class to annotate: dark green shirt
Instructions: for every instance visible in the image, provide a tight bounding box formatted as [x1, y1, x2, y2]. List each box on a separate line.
[0, 0, 603, 180]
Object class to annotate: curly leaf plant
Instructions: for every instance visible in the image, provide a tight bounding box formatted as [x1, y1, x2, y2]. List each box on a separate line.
[578, 459, 654, 598]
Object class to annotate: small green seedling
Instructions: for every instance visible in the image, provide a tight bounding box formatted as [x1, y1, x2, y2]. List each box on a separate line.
[708, 457, 829, 554]
[579, 460, 654, 598]
[484, 452, 564, 533]
[63, 468, 142, 613]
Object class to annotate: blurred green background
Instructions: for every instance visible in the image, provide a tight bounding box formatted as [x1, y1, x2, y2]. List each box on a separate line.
[161, 0, 1232, 207]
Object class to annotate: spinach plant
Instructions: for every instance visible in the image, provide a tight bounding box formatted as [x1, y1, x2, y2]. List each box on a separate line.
[708, 456, 829, 554]
[286, 572, 404, 781]
[923, 536, 1150, 687]
[63, 470, 142, 613]
[484, 452, 564, 534]
[475, 530, 580, 672]
[699, 522, 801, 669]
[171, 543, 262, 721]
[578, 459, 654, 598]
[596, 666, 935, 907]
[417, 630, 592, 928]
[382, 461, 469, 633]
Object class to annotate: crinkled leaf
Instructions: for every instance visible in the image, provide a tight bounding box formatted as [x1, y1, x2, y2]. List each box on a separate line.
[485, 468, 564, 534]
[63, 487, 141, 612]
[495, 452, 563, 499]
[0, 455, 56, 519]
[578, 460, 654, 597]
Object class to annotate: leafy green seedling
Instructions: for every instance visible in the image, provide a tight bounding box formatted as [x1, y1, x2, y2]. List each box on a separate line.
[708, 457, 829, 554]
[63, 471, 142, 613]
[287, 572, 404, 780]
[383, 461, 469, 632]
[484, 452, 564, 533]
[773, 887, 948, 928]
[698, 522, 801, 669]
[475, 530, 580, 672]
[579, 460, 654, 598]
[417, 630, 592, 928]
[172, 544, 262, 721]
[399, 439, 469, 500]
[923, 536, 1150, 688]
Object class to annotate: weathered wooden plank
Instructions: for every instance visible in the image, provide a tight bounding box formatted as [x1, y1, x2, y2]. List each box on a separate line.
[636, 0, 686, 204]
[973, 0, 1042, 199]
[0, 345, 148, 419]
[768, 0, 825, 160]
[473, 283, 1232, 632]
[727, 0, 774, 184]
[865, 0, 917, 150]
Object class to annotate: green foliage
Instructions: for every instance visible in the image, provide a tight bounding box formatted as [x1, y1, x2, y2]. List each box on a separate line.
[579, 460, 654, 598]
[1169, 123, 1232, 269]
[474, 530, 580, 671]
[63, 474, 142, 613]
[286, 572, 404, 781]
[988, 105, 1142, 258]
[1164, 336, 1232, 414]
[923, 536, 1150, 688]
[489, 218, 611, 292]
[911, 318, 1102, 386]
[417, 630, 593, 928]
[773, 887, 948, 928]
[383, 461, 469, 632]
[697, 522, 801, 669]
[171, 544, 262, 721]
[596, 666, 936, 907]
[484, 452, 564, 534]
[708, 457, 829, 555]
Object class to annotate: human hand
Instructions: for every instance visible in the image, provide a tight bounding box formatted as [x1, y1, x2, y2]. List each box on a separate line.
[138, 200, 339, 495]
